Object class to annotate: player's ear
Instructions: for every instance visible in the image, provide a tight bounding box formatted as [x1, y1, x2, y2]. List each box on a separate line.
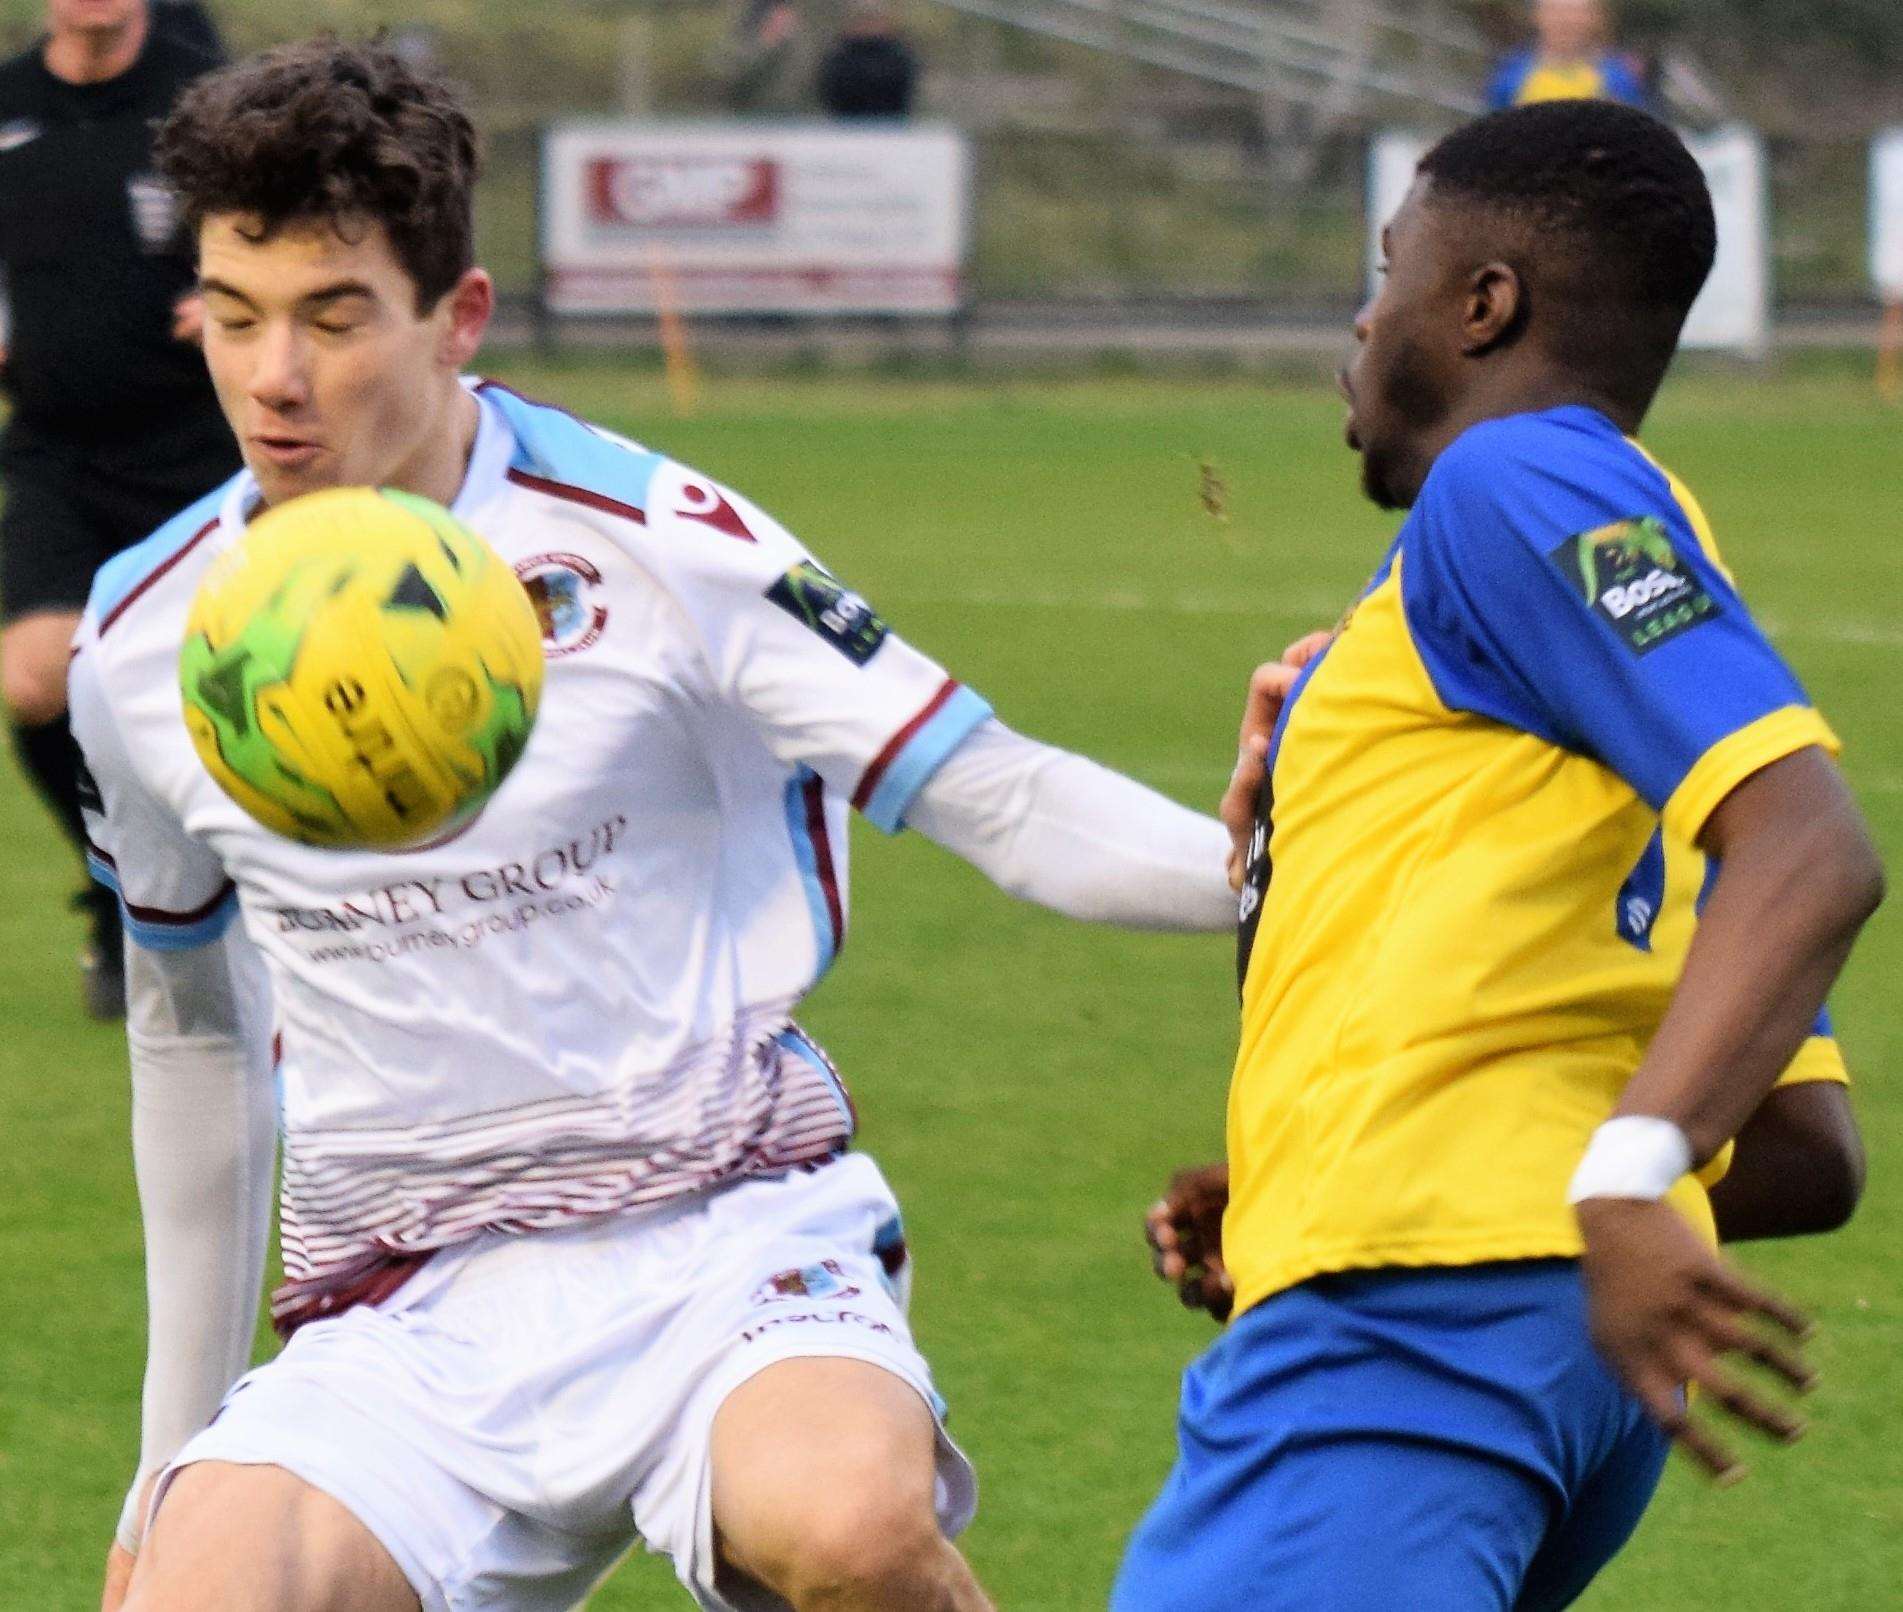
[1460, 262, 1524, 356]
[437, 268, 494, 370]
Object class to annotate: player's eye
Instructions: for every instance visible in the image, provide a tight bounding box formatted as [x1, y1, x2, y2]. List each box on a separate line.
[214, 315, 257, 332]
[312, 320, 360, 337]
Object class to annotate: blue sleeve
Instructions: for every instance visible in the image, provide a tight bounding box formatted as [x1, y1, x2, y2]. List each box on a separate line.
[1400, 411, 1822, 818]
[1485, 53, 1525, 110]
[1600, 54, 1648, 108]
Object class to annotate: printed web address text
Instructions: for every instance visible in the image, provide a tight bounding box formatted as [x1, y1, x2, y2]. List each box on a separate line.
[306, 876, 617, 964]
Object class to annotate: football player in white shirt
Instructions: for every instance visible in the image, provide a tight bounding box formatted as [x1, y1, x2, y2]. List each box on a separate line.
[84, 40, 1244, 1612]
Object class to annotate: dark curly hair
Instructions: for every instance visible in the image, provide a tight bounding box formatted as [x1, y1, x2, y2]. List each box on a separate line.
[155, 38, 480, 311]
[1418, 100, 1716, 410]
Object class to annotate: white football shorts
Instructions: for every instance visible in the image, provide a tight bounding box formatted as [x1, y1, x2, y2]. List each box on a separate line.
[154, 1153, 977, 1611]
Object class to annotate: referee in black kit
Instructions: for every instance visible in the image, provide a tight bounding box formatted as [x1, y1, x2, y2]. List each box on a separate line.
[0, 0, 233, 1018]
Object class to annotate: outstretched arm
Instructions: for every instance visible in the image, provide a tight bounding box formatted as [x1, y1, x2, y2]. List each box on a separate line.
[906, 718, 1234, 932]
[70, 635, 278, 1597]
[108, 932, 275, 1571]
[907, 632, 1332, 929]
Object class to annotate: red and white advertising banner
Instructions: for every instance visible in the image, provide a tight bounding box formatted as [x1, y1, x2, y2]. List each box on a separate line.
[540, 121, 971, 316]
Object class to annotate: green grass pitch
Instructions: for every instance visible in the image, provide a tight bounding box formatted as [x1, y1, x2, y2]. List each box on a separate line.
[1, 363, 1898, 1607]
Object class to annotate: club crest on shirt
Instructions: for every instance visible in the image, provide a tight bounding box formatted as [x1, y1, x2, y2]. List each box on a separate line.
[1546, 516, 1719, 657]
[126, 173, 181, 250]
[514, 552, 609, 657]
[750, 1258, 860, 1306]
[0, 118, 41, 152]
[766, 560, 889, 666]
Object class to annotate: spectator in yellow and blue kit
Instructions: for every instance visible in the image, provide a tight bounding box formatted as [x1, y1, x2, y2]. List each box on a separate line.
[1488, 0, 1646, 111]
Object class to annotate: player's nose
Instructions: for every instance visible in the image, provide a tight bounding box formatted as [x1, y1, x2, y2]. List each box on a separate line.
[247, 323, 312, 411]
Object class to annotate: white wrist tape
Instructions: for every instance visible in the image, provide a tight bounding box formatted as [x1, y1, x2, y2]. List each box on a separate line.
[115, 1471, 150, 1555]
[1567, 1116, 1693, 1204]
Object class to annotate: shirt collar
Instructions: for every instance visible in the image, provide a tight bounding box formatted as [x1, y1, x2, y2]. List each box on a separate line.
[450, 381, 514, 521]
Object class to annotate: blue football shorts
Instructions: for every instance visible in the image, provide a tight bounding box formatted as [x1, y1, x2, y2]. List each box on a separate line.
[1112, 1258, 1669, 1612]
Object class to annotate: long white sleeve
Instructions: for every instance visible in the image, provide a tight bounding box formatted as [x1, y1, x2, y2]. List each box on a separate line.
[115, 928, 276, 1551]
[905, 718, 1235, 932]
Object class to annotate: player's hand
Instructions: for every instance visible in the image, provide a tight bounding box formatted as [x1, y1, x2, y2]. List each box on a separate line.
[171, 292, 205, 346]
[100, 1470, 157, 1610]
[1576, 1197, 1817, 1483]
[1221, 632, 1332, 890]
[1146, 1162, 1233, 1320]
[100, 1541, 136, 1611]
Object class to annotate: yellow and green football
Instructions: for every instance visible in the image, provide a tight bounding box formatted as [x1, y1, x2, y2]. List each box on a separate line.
[179, 487, 544, 850]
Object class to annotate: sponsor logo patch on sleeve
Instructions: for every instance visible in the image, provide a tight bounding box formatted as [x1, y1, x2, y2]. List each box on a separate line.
[766, 560, 890, 665]
[1546, 516, 1720, 656]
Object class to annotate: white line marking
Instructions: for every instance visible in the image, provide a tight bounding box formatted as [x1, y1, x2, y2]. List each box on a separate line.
[887, 585, 1353, 621]
[1763, 619, 1903, 650]
[890, 588, 1902, 649]
[1126, 764, 1903, 797]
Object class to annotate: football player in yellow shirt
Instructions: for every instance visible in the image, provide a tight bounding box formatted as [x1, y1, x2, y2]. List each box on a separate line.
[1485, 0, 1646, 112]
[1113, 99, 1884, 1612]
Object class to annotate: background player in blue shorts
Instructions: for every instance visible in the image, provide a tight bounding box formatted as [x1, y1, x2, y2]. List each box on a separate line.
[1114, 100, 1885, 1612]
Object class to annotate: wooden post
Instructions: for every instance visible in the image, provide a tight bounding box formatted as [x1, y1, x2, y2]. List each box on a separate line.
[650, 248, 701, 419]
[1879, 298, 1903, 404]
[618, 15, 655, 115]
[531, 123, 555, 359]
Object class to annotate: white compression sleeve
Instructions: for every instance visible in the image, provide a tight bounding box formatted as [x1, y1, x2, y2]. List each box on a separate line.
[905, 718, 1235, 932]
[115, 928, 276, 1552]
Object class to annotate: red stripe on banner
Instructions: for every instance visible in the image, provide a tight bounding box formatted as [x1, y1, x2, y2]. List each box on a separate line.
[506, 467, 648, 526]
[100, 519, 219, 637]
[548, 266, 962, 287]
[544, 266, 965, 316]
[802, 773, 845, 955]
[852, 679, 959, 814]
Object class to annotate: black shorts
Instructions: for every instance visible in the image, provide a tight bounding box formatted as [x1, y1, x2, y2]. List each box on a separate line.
[0, 419, 239, 623]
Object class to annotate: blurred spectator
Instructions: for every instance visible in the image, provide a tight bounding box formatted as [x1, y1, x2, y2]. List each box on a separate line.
[389, 25, 441, 74]
[151, 0, 221, 57]
[1486, 0, 1645, 111]
[0, 0, 234, 1018]
[817, 0, 918, 120]
[726, 0, 804, 113]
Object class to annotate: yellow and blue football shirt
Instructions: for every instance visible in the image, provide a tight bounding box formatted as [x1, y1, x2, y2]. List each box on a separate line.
[1485, 48, 1646, 111]
[1225, 405, 1840, 1321]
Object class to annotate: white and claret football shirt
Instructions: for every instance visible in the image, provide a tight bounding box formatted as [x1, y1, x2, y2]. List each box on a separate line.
[71, 381, 993, 1329]
[1224, 406, 1845, 1321]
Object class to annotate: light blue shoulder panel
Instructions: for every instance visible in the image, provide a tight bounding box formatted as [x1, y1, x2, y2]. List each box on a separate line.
[89, 476, 240, 625]
[477, 381, 666, 515]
